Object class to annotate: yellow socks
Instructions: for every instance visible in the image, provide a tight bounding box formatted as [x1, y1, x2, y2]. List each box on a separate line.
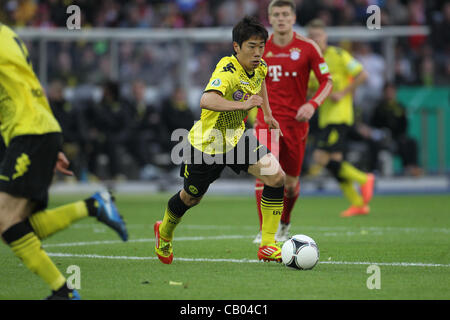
[29, 201, 88, 239]
[339, 181, 364, 207]
[260, 185, 284, 246]
[339, 161, 368, 185]
[2, 221, 66, 291]
[159, 207, 182, 240]
[159, 191, 190, 241]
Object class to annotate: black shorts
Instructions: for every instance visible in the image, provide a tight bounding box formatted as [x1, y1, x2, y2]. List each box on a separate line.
[316, 124, 350, 153]
[180, 131, 270, 197]
[0, 133, 62, 212]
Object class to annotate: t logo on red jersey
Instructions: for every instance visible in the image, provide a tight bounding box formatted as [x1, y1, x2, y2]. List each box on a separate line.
[268, 65, 282, 82]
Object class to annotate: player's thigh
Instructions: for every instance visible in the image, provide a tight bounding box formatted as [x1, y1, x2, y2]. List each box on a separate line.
[0, 192, 34, 234]
[180, 160, 224, 199]
[248, 153, 285, 187]
[278, 125, 308, 177]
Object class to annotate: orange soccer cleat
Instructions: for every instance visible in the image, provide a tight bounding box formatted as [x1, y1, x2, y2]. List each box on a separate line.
[257, 243, 282, 262]
[154, 221, 173, 264]
[340, 205, 370, 218]
[360, 173, 375, 205]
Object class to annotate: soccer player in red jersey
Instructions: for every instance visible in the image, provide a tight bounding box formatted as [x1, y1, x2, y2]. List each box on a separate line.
[253, 0, 333, 243]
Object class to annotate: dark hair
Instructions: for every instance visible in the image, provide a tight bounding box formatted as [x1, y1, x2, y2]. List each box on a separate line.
[232, 16, 268, 50]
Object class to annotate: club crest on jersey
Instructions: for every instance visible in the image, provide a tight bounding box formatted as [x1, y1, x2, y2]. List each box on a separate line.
[210, 78, 222, 87]
[290, 48, 301, 61]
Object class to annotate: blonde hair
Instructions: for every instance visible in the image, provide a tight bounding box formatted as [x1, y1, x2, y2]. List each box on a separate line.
[268, 0, 296, 15]
[306, 18, 326, 30]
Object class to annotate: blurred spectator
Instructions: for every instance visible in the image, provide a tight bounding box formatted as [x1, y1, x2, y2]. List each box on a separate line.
[161, 86, 196, 140]
[48, 80, 84, 178]
[356, 83, 423, 176]
[83, 81, 127, 180]
[353, 43, 386, 119]
[122, 80, 168, 179]
[394, 43, 416, 85]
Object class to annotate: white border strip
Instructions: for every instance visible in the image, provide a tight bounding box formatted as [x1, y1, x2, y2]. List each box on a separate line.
[47, 252, 450, 268]
[43, 235, 253, 248]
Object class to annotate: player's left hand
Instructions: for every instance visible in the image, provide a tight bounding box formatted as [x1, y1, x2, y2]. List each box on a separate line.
[295, 103, 315, 122]
[264, 115, 284, 138]
[55, 152, 74, 176]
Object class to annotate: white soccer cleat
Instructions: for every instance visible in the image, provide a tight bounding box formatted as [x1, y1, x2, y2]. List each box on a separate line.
[275, 222, 291, 242]
[252, 231, 262, 244]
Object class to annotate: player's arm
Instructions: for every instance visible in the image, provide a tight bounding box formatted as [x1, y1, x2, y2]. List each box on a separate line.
[200, 91, 262, 112]
[257, 80, 282, 134]
[329, 69, 367, 102]
[296, 43, 333, 122]
[330, 50, 367, 102]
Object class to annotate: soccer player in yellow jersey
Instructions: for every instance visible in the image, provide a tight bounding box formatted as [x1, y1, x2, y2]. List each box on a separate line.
[154, 16, 286, 264]
[0, 24, 128, 299]
[307, 19, 375, 217]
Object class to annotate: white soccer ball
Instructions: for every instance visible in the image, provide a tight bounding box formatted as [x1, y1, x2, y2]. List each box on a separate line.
[281, 234, 319, 270]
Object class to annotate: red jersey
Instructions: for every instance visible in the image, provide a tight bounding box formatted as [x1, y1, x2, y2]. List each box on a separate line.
[257, 32, 332, 125]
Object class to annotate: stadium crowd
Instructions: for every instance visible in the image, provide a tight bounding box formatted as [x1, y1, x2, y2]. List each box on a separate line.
[1, 0, 448, 180]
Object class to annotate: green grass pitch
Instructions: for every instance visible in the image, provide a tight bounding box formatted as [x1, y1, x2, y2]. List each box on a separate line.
[1, 193, 449, 300]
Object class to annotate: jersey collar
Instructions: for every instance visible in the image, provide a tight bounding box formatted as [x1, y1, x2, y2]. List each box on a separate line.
[232, 54, 255, 79]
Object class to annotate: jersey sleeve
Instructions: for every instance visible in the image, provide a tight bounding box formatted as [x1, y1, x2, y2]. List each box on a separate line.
[308, 42, 333, 108]
[204, 58, 235, 96]
[341, 49, 363, 77]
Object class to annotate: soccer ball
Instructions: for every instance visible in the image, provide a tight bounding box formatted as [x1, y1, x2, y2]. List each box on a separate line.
[281, 234, 319, 270]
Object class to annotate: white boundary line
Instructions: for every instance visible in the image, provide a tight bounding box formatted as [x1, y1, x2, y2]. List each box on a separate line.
[43, 235, 253, 248]
[69, 223, 450, 233]
[46, 252, 450, 268]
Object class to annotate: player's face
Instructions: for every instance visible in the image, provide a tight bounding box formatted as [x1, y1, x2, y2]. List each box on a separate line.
[269, 6, 296, 34]
[307, 28, 328, 51]
[234, 36, 265, 72]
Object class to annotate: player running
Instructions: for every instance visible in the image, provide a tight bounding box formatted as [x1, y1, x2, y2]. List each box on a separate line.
[253, 0, 333, 243]
[0, 24, 128, 300]
[307, 19, 375, 217]
[154, 16, 286, 264]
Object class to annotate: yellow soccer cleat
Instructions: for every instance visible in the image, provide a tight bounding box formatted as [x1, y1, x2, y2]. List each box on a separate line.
[154, 221, 173, 264]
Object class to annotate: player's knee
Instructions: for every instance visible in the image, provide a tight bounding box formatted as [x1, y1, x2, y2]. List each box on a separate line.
[313, 150, 329, 167]
[267, 170, 285, 188]
[285, 181, 300, 198]
[180, 191, 202, 207]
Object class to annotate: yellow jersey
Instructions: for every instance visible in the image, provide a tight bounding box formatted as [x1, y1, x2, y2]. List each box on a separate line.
[188, 55, 267, 154]
[0, 24, 61, 146]
[309, 46, 363, 128]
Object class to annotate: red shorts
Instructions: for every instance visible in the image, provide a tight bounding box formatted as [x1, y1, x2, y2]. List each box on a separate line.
[254, 120, 309, 177]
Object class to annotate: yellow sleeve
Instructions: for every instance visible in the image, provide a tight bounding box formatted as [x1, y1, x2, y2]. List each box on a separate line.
[204, 58, 235, 96]
[342, 50, 363, 77]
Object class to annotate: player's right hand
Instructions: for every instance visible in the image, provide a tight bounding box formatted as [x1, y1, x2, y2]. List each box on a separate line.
[242, 95, 263, 110]
[295, 102, 315, 122]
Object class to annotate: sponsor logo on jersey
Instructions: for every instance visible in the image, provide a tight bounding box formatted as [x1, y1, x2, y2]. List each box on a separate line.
[232, 90, 244, 101]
